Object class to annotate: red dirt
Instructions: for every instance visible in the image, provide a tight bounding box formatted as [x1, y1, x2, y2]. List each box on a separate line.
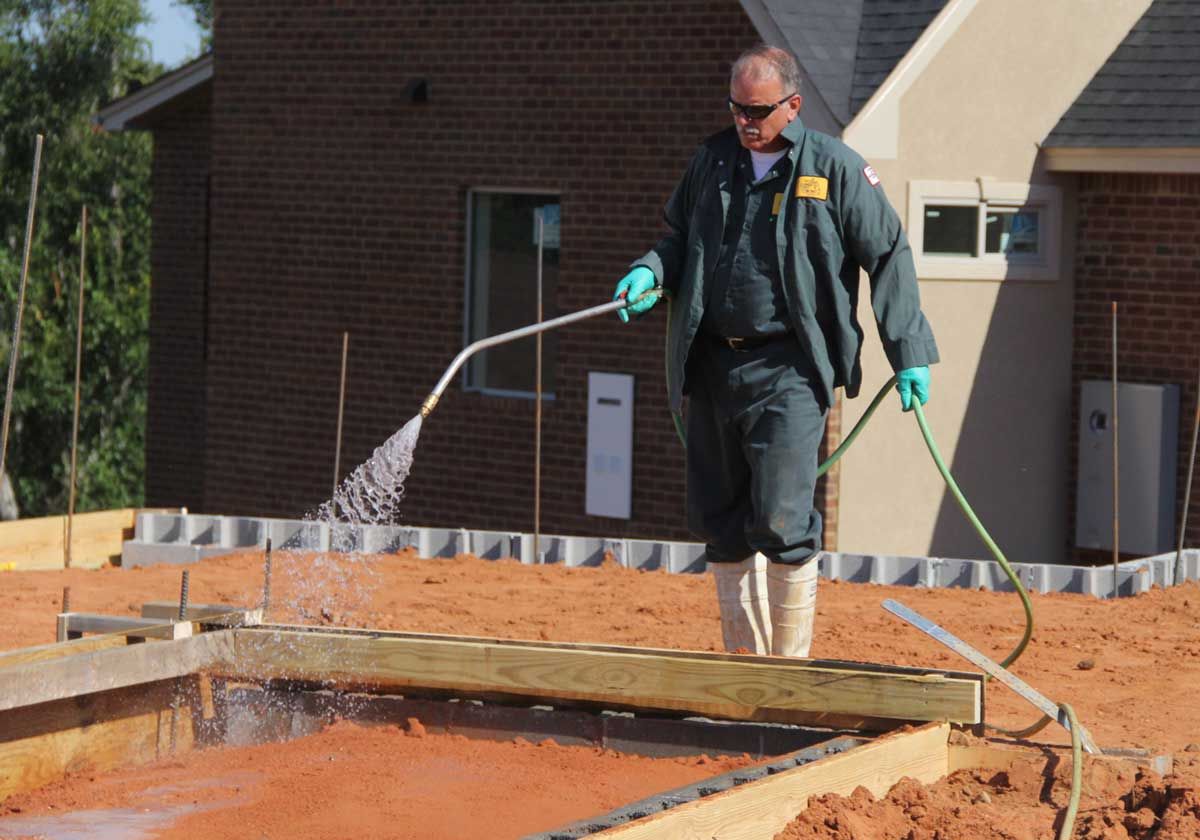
[3, 549, 1200, 838]
[775, 753, 1200, 840]
[0, 718, 755, 840]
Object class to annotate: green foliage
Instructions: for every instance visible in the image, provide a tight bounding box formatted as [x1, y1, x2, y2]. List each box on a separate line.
[0, 0, 157, 515]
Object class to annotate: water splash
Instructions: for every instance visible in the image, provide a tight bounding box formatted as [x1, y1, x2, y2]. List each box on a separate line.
[317, 413, 425, 530]
[273, 413, 425, 628]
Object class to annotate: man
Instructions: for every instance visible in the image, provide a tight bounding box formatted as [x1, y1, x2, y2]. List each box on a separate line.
[613, 45, 938, 657]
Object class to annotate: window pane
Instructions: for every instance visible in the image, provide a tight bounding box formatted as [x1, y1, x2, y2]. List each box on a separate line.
[466, 193, 559, 393]
[985, 208, 1039, 255]
[923, 205, 978, 257]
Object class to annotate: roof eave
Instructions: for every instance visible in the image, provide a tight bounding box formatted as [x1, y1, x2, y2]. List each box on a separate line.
[1043, 146, 1200, 174]
[95, 53, 213, 132]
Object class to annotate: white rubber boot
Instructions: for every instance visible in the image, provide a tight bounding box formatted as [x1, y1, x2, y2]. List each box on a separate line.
[710, 553, 772, 654]
[767, 558, 819, 658]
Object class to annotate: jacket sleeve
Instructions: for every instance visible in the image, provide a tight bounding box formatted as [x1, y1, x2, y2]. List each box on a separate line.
[838, 156, 940, 372]
[631, 149, 706, 294]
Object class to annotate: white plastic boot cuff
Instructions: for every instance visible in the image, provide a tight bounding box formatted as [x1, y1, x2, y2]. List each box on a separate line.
[711, 554, 771, 654]
[767, 558, 819, 658]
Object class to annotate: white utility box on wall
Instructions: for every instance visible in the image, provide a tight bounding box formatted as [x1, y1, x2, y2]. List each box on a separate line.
[1075, 380, 1180, 554]
[586, 372, 634, 519]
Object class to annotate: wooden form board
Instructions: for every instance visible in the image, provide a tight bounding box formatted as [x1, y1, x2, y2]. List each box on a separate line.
[0, 507, 173, 570]
[0, 629, 234, 712]
[589, 722, 950, 839]
[0, 679, 199, 801]
[230, 626, 982, 728]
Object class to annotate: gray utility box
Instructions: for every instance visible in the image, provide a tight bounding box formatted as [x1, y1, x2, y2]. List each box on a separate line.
[1075, 380, 1179, 554]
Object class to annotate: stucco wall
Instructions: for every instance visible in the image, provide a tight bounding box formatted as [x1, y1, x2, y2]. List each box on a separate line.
[838, 0, 1152, 563]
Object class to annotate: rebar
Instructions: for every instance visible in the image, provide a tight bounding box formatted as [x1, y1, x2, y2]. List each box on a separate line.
[1176, 359, 1200, 584]
[65, 206, 87, 569]
[534, 210, 544, 563]
[333, 332, 349, 499]
[178, 569, 190, 621]
[0, 134, 45, 488]
[262, 537, 273, 616]
[1111, 301, 1120, 597]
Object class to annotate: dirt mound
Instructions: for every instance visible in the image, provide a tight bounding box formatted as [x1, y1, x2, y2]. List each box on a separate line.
[776, 761, 1200, 840]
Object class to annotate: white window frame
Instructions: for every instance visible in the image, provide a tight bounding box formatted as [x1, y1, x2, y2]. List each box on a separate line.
[462, 186, 560, 400]
[907, 179, 1062, 281]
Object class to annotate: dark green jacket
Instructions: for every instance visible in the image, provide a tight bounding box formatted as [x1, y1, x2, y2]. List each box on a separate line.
[636, 119, 939, 410]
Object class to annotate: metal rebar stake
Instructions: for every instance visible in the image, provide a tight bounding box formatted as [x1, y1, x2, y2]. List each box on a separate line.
[1176, 360, 1200, 585]
[262, 537, 273, 617]
[534, 210, 544, 564]
[65, 206, 87, 569]
[178, 569, 190, 621]
[333, 332, 349, 499]
[1111, 301, 1120, 597]
[0, 134, 45, 488]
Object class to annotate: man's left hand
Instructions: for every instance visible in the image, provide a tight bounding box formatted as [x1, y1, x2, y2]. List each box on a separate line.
[896, 366, 930, 412]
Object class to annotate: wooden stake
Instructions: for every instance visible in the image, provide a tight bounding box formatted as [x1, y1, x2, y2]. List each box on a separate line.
[0, 134, 45, 493]
[65, 207, 87, 569]
[534, 210, 544, 563]
[1176, 358, 1200, 585]
[332, 331, 349, 498]
[1111, 301, 1120, 597]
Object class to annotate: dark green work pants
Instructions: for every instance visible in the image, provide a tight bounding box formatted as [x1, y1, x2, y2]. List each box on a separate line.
[686, 334, 827, 566]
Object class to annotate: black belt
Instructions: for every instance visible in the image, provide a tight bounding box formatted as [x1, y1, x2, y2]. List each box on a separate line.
[710, 333, 788, 351]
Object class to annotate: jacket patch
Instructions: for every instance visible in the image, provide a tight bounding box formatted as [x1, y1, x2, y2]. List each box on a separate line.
[772, 193, 784, 215]
[794, 176, 829, 200]
[863, 165, 881, 186]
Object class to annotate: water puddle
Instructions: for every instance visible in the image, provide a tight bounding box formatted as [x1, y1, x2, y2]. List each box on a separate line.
[0, 773, 257, 840]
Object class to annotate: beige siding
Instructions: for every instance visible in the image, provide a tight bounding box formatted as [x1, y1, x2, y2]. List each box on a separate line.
[837, 0, 1152, 563]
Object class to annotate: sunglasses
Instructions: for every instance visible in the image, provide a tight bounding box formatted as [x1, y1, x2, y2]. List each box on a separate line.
[727, 94, 797, 121]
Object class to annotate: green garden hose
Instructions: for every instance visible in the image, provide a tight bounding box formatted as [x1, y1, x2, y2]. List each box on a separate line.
[662, 307, 1083, 834]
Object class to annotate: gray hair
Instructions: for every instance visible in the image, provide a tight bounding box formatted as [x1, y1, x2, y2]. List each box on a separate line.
[730, 45, 803, 96]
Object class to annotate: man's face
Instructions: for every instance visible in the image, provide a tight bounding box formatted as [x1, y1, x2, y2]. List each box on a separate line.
[729, 68, 802, 153]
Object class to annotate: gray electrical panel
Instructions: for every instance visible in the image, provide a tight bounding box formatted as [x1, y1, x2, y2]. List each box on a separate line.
[1075, 380, 1179, 554]
[586, 372, 634, 520]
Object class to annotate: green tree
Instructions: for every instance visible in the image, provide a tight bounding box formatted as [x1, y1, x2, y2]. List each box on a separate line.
[0, 0, 157, 516]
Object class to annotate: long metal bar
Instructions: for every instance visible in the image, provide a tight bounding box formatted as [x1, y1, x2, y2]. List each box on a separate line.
[65, 206, 87, 569]
[1176, 358, 1200, 584]
[0, 134, 45, 489]
[882, 598, 1101, 754]
[1111, 301, 1120, 597]
[421, 295, 649, 417]
[534, 210, 544, 563]
[332, 331, 349, 497]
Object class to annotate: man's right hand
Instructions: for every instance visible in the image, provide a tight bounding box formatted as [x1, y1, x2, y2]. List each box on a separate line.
[613, 267, 659, 323]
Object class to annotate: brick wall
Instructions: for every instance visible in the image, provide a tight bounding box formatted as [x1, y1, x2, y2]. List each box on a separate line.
[1070, 173, 1200, 559]
[189, 0, 844, 546]
[143, 85, 212, 511]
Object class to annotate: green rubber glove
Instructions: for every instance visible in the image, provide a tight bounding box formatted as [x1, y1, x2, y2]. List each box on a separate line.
[613, 267, 658, 323]
[896, 366, 931, 412]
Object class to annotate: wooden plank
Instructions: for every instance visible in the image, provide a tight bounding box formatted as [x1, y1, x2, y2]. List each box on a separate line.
[230, 629, 981, 727]
[589, 723, 949, 839]
[252, 622, 984, 685]
[0, 629, 235, 712]
[57, 613, 193, 641]
[141, 602, 263, 627]
[948, 741, 1173, 776]
[0, 632, 138, 671]
[0, 678, 199, 802]
[0, 508, 175, 570]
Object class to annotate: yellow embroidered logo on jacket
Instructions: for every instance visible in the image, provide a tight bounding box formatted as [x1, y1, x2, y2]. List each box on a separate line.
[795, 176, 829, 200]
[772, 193, 784, 215]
